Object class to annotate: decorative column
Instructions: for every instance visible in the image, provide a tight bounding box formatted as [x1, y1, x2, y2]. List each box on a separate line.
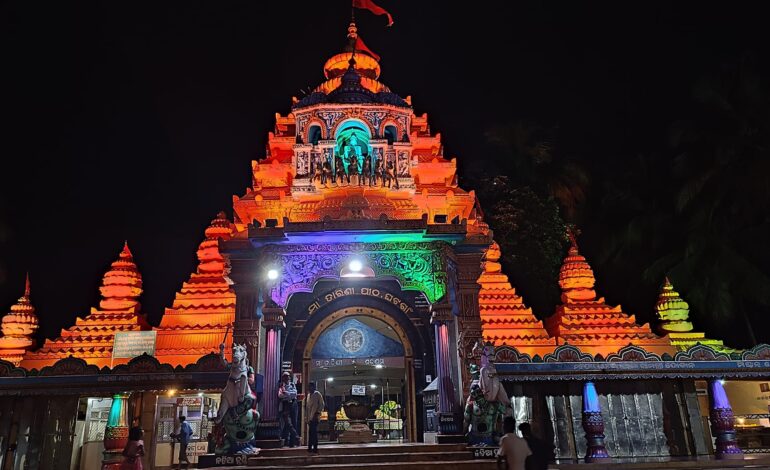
[582, 382, 609, 462]
[709, 379, 744, 459]
[101, 393, 130, 470]
[455, 252, 485, 394]
[258, 299, 285, 441]
[431, 302, 459, 435]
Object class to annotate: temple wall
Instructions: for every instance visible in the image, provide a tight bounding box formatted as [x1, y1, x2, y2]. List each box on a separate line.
[503, 379, 706, 461]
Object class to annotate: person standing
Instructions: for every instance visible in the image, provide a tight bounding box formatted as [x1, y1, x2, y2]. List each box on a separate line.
[497, 417, 531, 470]
[305, 382, 325, 454]
[278, 371, 299, 447]
[170, 415, 192, 468]
[120, 426, 145, 470]
[519, 423, 554, 470]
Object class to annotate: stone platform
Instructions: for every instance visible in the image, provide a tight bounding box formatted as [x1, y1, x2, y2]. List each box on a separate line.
[205, 443, 481, 469]
[198, 442, 770, 470]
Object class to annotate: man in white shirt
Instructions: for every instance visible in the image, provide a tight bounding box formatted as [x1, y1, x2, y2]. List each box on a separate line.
[304, 381, 325, 454]
[497, 416, 532, 470]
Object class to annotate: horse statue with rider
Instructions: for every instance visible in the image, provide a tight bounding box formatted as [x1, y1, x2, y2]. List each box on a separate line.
[214, 340, 260, 455]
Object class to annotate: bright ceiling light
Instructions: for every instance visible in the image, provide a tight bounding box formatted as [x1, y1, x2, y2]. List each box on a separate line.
[349, 259, 363, 272]
[267, 269, 279, 280]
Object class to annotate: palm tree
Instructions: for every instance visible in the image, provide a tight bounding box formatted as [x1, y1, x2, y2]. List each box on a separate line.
[598, 55, 770, 346]
[484, 120, 590, 222]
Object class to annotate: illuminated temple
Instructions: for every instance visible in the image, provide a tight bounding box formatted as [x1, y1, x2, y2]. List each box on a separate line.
[1, 20, 768, 470]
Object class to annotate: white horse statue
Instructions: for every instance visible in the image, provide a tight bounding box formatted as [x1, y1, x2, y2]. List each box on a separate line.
[477, 341, 511, 411]
[217, 342, 253, 422]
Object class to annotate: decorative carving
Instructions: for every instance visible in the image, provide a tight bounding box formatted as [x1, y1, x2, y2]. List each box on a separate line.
[295, 113, 310, 138]
[493, 346, 532, 364]
[582, 411, 610, 460]
[317, 111, 346, 134]
[111, 353, 174, 374]
[0, 359, 27, 377]
[265, 242, 448, 305]
[39, 356, 100, 376]
[544, 345, 594, 363]
[605, 345, 663, 362]
[296, 151, 310, 177]
[710, 408, 743, 458]
[674, 344, 732, 362]
[363, 110, 387, 131]
[742, 344, 770, 361]
[192, 352, 229, 372]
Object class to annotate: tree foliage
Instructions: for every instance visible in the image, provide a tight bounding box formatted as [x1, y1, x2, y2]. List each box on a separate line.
[476, 177, 566, 317]
[597, 55, 770, 345]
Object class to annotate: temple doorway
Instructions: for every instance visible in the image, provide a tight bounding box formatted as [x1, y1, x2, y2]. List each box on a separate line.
[300, 307, 417, 443]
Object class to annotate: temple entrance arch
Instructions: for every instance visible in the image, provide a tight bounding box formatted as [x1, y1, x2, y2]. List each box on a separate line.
[301, 306, 418, 442]
[282, 279, 431, 443]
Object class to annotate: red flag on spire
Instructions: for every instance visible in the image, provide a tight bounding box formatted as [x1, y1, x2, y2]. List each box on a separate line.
[353, 0, 394, 27]
[355, 36, 381, 62]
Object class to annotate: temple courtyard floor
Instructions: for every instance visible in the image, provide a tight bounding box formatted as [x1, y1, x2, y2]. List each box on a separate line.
[201, 442, 770, 469]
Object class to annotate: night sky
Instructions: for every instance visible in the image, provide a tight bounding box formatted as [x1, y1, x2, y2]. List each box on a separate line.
[2, 2, 768, 346]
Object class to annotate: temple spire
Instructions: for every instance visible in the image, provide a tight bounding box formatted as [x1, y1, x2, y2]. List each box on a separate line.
[0, 274, 40, 365]
[154, 212, 236, 366]
[20, 244, 150, 369]
[546, 229, 675, 356]
[655, 277, 693, 333]
[655, 276, 732, 352]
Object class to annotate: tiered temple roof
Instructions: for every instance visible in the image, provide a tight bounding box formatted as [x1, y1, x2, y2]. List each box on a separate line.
[478, 242, 554, 357]
[656, 277, 732, 352]
[0, 275, 39, 365]
[154, 212, 236, 366]
[230, 22, 485, 237]
[21, 243, 151, 369]
[545, 235, 675, 356]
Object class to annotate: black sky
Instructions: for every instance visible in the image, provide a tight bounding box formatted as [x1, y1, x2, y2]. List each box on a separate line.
[1, 2, 768, 345]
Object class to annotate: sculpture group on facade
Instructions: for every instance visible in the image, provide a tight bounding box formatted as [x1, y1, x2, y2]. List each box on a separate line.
[215, 343, 260, 455]
[463, 341, 512, 446]
[310, 152, 399, 189]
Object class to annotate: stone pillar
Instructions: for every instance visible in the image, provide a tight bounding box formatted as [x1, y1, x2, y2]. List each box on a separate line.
[582, 382, 609, 462]
[258, 303, 285, 441]
[101, 393, 130, 470]
[431, 303, 459, 435]
[455, 252, 485, 393]
[709, 379, 744, 459]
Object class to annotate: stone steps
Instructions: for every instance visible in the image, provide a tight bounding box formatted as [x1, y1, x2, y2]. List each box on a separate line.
[247, 450, 474, 467]
[256, 443, 469, 458]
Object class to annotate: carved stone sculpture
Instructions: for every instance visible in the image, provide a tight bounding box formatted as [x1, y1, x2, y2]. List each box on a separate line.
[215, 343, 260, 454]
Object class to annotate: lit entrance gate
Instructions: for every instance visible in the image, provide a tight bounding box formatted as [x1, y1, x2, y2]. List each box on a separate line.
[285, 284, 431, 443]
[302, 308, 413, 442]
